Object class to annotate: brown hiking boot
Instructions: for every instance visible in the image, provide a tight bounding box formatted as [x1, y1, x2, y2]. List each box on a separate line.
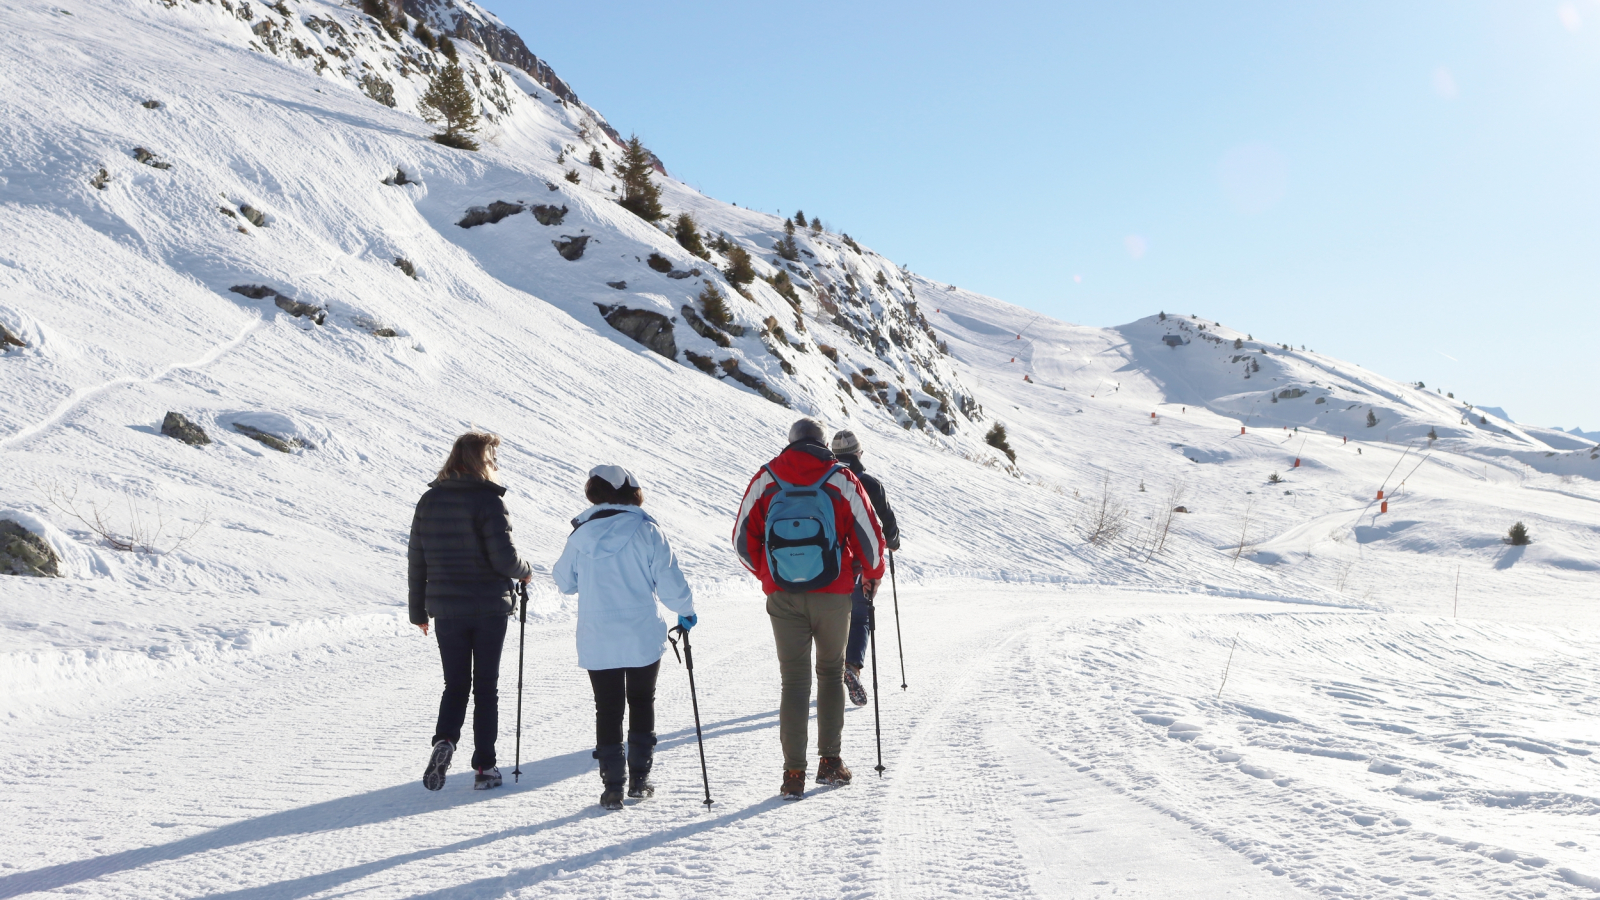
[816, 756, 852, 786]
[780, 768, 806, 801]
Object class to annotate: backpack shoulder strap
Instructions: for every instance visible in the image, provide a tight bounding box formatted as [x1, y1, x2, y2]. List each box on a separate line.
[762, 464, 796, 491]
[810, 463, 844, 490]
[570, 508, 628, 534]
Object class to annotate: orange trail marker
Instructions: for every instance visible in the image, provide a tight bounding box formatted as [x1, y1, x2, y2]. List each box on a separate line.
[1380, 500, 1388, 513]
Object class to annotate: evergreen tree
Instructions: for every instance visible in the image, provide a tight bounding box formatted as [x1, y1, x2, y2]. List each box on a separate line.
[711, 232, 733, 253]
[618, 135, 665, 222]
[985, 422, 1017, 463]
[564, 169, 581, 184]
[775, 235, 799, 261]
[784, 217, 796, 235]
[413, 21, 436, 49]
[674, 213, 709, 259]
[809, 218, 822, 233]
[1507, 521, 1531, 545]
[794, 210, 808, 227]
[439, 36, 458, 61]
[767, 270, 800, 306]
[588, 148, 604, 171]
[419, 63, 479, 150]
[698, 282, 732, 327]
[724, 246, 755, 288]
[1366, 409, 1378, 428]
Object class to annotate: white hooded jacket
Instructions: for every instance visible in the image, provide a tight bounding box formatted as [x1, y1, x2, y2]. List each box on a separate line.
[552, 504, 696, 671]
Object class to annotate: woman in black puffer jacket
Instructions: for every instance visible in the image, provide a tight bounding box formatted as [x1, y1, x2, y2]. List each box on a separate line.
[408, 431, 532, 792]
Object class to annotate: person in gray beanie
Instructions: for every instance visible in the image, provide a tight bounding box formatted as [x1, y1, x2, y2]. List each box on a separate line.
[829, 430, 900, 707]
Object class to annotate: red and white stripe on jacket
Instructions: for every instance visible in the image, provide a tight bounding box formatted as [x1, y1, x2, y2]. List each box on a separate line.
[732, 442, 886, 596]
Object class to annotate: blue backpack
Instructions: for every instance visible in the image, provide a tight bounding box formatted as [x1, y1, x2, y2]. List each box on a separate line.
[763, 464, 843, 592]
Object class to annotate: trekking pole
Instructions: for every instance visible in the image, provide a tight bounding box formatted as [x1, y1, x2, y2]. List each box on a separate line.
[889, 552, 907, 690]
[668, 625, 715, 808]
[513, 581, 528, 783]
[868, 597, 885, 776]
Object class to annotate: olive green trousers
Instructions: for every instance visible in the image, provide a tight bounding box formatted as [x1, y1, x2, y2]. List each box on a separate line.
[765, 590, 852, 772]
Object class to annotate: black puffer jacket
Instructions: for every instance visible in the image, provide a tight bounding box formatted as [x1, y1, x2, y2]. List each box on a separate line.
[837, 453, 900, 551]
[407, 477, 533, 624]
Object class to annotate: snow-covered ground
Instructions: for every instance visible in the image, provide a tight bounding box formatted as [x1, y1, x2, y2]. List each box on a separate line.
[3, 0, 1599, 896]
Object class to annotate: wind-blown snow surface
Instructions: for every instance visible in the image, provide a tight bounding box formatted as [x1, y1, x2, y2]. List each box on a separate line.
[3, 0, 1600, 896]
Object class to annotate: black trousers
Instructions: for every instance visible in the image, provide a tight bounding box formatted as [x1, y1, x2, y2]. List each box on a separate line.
[432, 613, 508, 771]
[587, 660, 661, 746]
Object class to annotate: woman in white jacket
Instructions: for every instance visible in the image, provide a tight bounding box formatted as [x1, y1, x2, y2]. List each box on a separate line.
[553, 465, 696, 810]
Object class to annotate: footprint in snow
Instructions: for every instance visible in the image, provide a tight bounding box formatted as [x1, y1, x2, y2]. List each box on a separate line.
[1238, 762, 1276, 779]
[1168, 722, 1202, 741]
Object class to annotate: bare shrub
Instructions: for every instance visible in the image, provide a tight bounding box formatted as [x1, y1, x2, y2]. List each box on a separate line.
[37, 480, 210, 554]
[1077, 475, 1129, 547]
[1231, 501, 1256, 567]
[1143, 481, 1187, 561]
[1334, 561, 1355, 593]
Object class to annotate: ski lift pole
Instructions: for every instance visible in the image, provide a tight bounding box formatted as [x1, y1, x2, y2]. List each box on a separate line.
[513, 581, 528, 783]
[889, 551, 906, 690]
[668, 625, 715, 808]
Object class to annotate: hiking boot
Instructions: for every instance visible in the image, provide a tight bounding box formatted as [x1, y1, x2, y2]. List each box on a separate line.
[816, 756, 852, 786]
[474, 766, 502, 790]
[627, 731, 656, 799]
[595, 743, 626, 810]
[844, 665, 869, 707]
[422, 740, 454, 791]
[780, 768, 806, 801]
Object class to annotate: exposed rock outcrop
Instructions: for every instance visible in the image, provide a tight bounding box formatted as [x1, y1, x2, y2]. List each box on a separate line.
[161, 411, 211, 446]
[1, 322, 26, 350]
[229, 285, 326, 325]
[719, 358, 789, 407]
[234, 422, 307, 453]
[1, 520, 60, 578]
[530, 204, 567, 225]
[680, 305, 730, 348]
[458, 201, 523, 228]
[553, 234, 589, 260]
[132, 147, 172, 170]
[595, 303, 676, 359]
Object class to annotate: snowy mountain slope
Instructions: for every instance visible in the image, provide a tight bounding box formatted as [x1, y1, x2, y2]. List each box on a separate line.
[924, 281, 1600, 623]
[4, 0, 1600, 896]
[1, 0, 1331, 700]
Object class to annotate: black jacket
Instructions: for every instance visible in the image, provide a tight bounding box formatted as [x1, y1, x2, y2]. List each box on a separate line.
[407, 477, 533, 624]
[837, 453, 900, 551]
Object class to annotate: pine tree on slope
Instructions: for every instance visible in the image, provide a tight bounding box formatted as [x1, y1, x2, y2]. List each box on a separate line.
[618, 135, 665, 222]
[420, 63, 479, 150]
[674, 213, 709, 259]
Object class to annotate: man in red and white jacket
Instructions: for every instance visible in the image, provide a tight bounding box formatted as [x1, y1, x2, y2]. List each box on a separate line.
[732, 418, 886, 800]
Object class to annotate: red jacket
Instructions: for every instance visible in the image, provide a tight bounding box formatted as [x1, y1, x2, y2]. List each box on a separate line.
[733, 440, 887, 596]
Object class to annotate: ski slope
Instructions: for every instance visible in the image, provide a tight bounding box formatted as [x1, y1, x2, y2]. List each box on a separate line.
[3, 0, 1600, 896]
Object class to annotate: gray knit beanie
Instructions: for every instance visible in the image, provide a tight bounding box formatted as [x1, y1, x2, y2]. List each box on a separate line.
[830, 429, 862, 458]
[788, 417, 825, 445]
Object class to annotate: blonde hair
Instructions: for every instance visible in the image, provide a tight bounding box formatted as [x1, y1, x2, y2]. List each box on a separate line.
[436, 431, 502, 482]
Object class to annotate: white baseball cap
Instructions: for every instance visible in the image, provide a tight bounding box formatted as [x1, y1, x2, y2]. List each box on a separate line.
[589, 464, 640, 490]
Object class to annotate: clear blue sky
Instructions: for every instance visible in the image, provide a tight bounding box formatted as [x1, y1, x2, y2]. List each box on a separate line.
[494, 1, 1600, 432]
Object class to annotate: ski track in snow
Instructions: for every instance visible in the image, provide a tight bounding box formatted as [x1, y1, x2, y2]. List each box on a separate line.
[4, 590, 1599, 899]
[0, 312, 264, 450]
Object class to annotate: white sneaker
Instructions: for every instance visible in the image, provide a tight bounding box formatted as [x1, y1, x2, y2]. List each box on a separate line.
[474, 766, 502, 790]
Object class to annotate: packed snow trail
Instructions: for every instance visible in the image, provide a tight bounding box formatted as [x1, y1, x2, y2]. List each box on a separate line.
[4, 586, 1598, 899]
